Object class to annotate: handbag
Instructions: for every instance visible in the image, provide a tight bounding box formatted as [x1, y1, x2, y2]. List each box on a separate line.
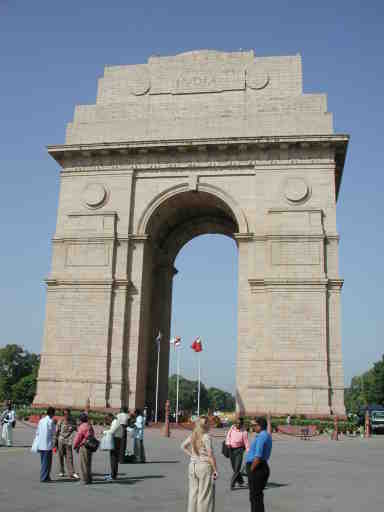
[222, 440, 231, 458]
[31, 436, 39, 453]
[84, 433, 100, 453]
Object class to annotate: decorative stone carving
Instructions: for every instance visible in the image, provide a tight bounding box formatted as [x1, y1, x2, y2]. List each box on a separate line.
[173, 69, 245, 94]
[246, 65, 270, 90]
[82, 183, 107, 208]
[284, 177, 310, 204]
[129, 68, 151, 96]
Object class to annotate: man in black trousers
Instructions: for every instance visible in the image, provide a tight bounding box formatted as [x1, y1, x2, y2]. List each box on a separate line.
[245, 417, 272, 512]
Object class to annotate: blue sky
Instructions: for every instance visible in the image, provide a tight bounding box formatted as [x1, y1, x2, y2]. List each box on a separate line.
[1, 1, 383, 393]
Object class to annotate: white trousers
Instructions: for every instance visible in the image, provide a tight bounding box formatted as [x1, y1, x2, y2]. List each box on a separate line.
[2, 423, 12, 446]
[188, 462, 215, 512]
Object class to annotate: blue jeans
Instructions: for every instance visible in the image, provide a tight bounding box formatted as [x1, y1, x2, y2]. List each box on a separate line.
[40, 450, 53, 482]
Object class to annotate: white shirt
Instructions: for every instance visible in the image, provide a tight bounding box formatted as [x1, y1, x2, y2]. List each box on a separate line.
[1, 409, 15, 425]
[134, 415, 144, 440]
[105, 418, 122, 438]
[35, 416, 56, 451]
[116, 412, 129, 426]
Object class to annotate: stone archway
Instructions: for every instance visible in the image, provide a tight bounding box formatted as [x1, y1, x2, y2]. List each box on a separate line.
[34, 50, 348, 416]
[138, 188, 243, 412]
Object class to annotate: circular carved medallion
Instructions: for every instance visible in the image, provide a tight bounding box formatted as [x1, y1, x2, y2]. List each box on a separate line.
[284, 178, 309, 203]
[82, 183, 107, 208]
[246, 66, 270, 90]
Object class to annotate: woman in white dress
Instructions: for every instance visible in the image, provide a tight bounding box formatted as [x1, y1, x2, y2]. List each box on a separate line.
[1, 402, 16, 447]
[181, 416, 218, 512]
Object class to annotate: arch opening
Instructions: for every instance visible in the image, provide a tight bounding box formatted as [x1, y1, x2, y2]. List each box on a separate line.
[145, 190, 239, 262]
[141, 190, 240, 414]
[169, 234, 238, 416]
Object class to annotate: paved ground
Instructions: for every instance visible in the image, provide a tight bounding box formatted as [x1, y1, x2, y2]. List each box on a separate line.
[1, 423, 383, 511]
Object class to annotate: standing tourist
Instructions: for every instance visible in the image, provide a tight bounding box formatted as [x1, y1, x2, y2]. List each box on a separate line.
[55, 408, 79, 479]
[116, 406, 129, 463]
[225, 417, 249, 489]
[246, 417, 272, 512]
[103, 412, 123, 480]
[133, 409, 146, 463]
[1, 401, 16, 447]
[143, 405, 149, 426]
[181, 416, 218, 512]
[34, 407, 56, 482]
[73, 412, 94, 485]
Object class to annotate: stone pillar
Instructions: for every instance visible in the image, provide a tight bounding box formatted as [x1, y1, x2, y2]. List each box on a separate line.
[234, 234, 253, 414]
[145, 260, 176, 415]
[106, 280, 131, 408]
[327, 280, 345, 415]
[34, 279, 115, 410]
[124, 235, 153, 410]
[164, 399, 171, 437]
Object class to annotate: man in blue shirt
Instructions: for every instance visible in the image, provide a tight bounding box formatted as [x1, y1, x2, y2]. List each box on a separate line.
[246, 417, 272, 512]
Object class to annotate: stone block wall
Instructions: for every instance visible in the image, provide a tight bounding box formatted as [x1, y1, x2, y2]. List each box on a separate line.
[35, 50, 348, 416]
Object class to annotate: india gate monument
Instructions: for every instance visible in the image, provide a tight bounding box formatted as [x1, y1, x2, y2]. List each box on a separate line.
[34, 50, 348, 416]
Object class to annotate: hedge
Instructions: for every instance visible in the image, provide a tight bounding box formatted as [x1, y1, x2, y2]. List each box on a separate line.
[16, 407, 109, 425]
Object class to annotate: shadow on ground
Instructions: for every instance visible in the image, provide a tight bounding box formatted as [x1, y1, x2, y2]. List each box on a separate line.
[266, 482, 289, 489]
[90, 475, 165, 485]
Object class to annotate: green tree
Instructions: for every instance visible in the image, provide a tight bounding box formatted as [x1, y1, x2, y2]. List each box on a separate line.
[0, 344, 40, 403]
[207, 387, 235, 411]
[168, 374, 209, 413]
[12, 373, 38, 405]
[344, 355, 384, 413]
[168, 375, 235, 413]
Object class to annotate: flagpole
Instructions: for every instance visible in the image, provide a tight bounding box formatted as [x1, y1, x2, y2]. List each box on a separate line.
[176, 346, 180, 424]
[197, 352, 201, 417]
[155, 337, 161, 424]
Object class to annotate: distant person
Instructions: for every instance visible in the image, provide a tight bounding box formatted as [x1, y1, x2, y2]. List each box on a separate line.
[246, 417, 272, 512]
[116, 407, 129, 463]
[34, 407, 56, 482]
[286, 415, 291, 425]
[143, 405, 149, 426]
[1, 401, 16, 447]
[103, 412, 123, 480]
[225, 417, 249, 489]
[73, 413, 94, 485]
[133, 409, 146, 463]
[55, 408, 79, 479]
[181, 416, 218, 512]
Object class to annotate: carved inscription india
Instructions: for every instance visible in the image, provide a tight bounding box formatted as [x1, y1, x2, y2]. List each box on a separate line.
[174, 69, 245, 94]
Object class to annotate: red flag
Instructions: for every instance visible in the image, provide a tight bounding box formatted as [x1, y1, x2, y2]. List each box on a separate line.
[191, 336, 203, 352]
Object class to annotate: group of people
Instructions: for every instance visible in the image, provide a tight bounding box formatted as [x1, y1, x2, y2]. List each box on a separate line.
[7, 401, 270, 512]
[181, 416, 272, 512]
[33, 406, 146, 485]
[1, 401, 16, 447]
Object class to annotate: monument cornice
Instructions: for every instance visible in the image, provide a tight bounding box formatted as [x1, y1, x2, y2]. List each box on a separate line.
[52, 236, 116, 243]
[48, 134, 348, 198]
[59, 160, 335, 177]
[248, 278, 343, 290]
[47, 134, 349, 157]
[45, 278, 114, 287]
